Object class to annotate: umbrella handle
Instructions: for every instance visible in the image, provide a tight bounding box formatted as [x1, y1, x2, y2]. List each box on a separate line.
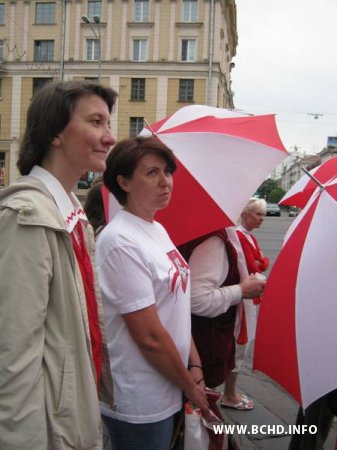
[301, 167, 325, 189]
[143, 118, 156, 136]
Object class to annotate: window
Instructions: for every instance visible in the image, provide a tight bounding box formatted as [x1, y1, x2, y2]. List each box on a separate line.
[86, 39, 100, 61]
[133, 39, 147, 61]
[88, 0, 102, 21]
[35, 2, 55, 24]
[0, 40, 3, 63]
[34, 40, 54, 61]
[0, 4, 4, 26]
[131, 78, 145, 101]
[181, 39, 196, 62]
[0, 78, 2, 98]
[130, 117, 144, 136]
[182, 0, 197, 22]
[0, 151, 6, 187]
[179, 79, 194, 101]
[33, 78, 53, 95]
[85, 76, 99, 82]
[134, 0, 149, 22]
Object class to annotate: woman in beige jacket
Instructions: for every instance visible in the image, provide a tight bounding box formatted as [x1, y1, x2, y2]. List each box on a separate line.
[0, 80, 117, 449]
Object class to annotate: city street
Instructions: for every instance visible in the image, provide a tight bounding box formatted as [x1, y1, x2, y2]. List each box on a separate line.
[217, 213, 337, 449]
[254, 213, 293, 272]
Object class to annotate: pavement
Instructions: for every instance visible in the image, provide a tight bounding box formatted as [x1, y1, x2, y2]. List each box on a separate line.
[216, 343, 337, 450]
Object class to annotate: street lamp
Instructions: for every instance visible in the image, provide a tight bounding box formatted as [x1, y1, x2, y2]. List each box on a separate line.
[81, 15, 101, 82]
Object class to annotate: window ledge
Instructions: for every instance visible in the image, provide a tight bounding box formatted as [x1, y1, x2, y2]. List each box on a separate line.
[127, 21, 154, 28]
[176, 22, 203, 28]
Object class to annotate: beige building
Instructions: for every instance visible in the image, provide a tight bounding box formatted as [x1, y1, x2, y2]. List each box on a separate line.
[0, 0, 237, 189]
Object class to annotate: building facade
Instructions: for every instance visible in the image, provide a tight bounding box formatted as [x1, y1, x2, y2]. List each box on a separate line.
[280, 153, 320, 193]
[277, 136, 337, 194]
[0, 0, 237, 189]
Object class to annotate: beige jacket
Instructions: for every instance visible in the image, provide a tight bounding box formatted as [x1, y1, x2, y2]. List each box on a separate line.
[0, 177, 113, 450]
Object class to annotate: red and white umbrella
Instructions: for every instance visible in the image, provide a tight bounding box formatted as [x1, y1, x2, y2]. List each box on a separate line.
[104, 105, 287, 246]
[279, 156, 337, 208]
[254, 178, 337, 409]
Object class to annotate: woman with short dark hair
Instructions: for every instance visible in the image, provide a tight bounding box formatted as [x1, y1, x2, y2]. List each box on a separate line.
[103, 136, 176, 205]
[96, 136, 208, 450]
[17, 80, 117, 175]
[0, 80, 117, 449]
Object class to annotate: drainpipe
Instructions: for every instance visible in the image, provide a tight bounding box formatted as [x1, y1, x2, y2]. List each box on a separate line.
[207, 0, 215, 105]
[60, 0, 66, 81]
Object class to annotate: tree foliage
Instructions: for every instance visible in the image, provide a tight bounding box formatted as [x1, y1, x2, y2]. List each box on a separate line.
[268, 187, 286, 203]
[255, 179, 285, 203]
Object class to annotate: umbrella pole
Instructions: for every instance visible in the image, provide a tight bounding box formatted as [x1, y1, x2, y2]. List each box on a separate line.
[302, 167, 325, 189]
[143, 118, 157, 136]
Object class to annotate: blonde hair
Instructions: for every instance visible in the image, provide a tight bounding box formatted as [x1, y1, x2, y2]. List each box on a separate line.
[238, 197, 267, 224]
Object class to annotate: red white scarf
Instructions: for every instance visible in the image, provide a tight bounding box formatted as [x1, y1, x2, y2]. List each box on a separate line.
[30, 166, 103, 387]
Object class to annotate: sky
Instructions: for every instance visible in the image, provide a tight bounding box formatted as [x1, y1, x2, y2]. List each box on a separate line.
[232, 0, 337, 155]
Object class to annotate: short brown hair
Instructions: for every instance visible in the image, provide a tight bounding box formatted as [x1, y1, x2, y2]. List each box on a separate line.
[17, 80, 118, 175]
[104, 136, 177, 205]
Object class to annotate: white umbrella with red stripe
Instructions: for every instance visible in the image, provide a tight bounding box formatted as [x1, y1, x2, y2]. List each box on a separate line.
[279, 156, 337, 208]
[104, 105, 288, 246]
[254, 178, 337, 409]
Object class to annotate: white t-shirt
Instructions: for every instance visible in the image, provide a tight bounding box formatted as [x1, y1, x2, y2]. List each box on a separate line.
[96, 210, 191, 423]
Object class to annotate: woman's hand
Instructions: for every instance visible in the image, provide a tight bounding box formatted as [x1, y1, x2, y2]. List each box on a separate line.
[240, 274, 265, 298]
[184, 381, 209, 414]
[256, 259, 263, 269]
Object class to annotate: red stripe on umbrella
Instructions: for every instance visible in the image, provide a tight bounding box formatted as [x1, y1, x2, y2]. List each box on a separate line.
[155, 160, 233, 245]
[254, 184, 337, 408]
[157, 115, 286, 153]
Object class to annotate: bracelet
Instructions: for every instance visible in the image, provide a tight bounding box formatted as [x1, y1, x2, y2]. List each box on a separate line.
[188, 364, 203, 370]
[196, 377, 204, 385]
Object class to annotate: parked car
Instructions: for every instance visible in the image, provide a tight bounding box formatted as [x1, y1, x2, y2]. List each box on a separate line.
[288, 206, 300, 217]
[266, 203, 281, 216]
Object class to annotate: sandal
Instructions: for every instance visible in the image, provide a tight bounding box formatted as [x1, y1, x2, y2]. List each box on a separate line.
[220, 394, 254, 411]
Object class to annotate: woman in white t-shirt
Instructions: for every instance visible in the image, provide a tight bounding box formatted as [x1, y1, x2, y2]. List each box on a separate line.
[95, 136, 208, 450]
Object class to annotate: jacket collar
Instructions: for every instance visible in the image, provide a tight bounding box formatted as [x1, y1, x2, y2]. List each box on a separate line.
[237, 224, 255, 247]
[237, 224, 250, 235]
[29, 166, 88, 234]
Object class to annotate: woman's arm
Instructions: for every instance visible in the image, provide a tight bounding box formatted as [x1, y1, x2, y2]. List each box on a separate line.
[188, 337, 205, 388]
[189, 236, 242, 317]
[0, 210, 52, 449]
[123, 305, 208, 412]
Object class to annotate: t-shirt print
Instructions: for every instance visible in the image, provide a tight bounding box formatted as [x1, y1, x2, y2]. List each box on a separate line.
[167, 249, 189, 296]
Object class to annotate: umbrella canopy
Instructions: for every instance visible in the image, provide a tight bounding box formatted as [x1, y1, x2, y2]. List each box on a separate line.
[279, 156, 337, 208]
[254, 179, 337, 409]
[104, 105, 287, 246]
